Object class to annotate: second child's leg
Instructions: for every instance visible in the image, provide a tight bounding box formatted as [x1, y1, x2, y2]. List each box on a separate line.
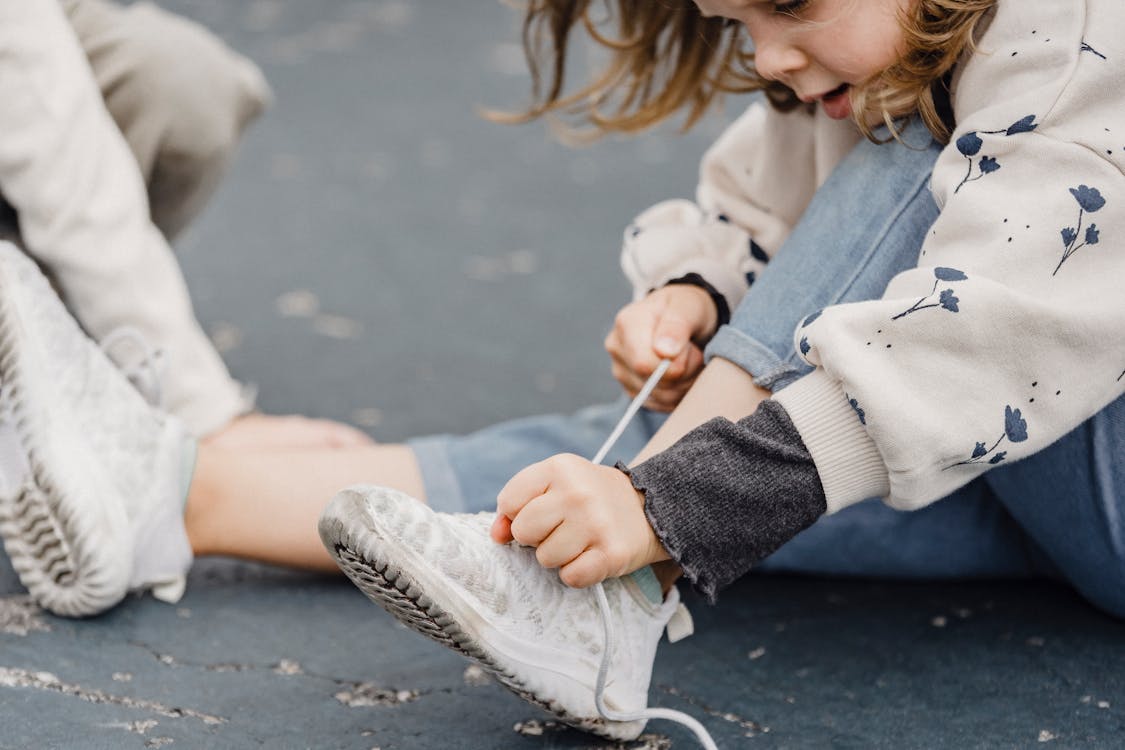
[186, 400, 670, 571]
[185, 443, 425, 572]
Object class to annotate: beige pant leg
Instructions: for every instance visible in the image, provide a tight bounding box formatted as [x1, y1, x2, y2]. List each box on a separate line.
[61, 0, 272, 240]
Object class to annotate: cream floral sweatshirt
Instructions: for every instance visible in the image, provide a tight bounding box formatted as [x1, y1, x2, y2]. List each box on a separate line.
[623, 0, 1124, 516]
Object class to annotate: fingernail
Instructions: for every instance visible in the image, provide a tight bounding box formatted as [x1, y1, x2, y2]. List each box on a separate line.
[655, 337, 680, 356]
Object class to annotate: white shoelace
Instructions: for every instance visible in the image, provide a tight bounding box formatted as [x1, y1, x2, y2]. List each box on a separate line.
[589, 358, 720, 750]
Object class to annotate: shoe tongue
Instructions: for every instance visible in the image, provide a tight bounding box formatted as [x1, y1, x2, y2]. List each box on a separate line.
[627, 567, 695, 643]
[666, 603, 694, 643]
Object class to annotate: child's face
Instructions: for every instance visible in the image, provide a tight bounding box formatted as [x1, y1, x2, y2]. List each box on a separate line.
[692, 0, 912, 120]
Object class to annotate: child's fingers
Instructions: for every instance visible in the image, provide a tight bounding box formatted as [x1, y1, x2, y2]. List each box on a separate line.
[611, 355, 696, 412]
[611, 302, 664, 373]
[651, 309, 692, 359]
[608, 345, 690, 391]
[489, 514, 514, 544]
[508, 494, 565, 548]
[608, 352, 648, 398]
[558, 547, 613, 589]
[663, 340, 702, 382]
[532, 520, 591, 569]
[495, 456, 568, 522]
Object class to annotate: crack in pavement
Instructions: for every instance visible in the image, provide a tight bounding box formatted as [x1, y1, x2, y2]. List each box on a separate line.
[658, 684, 769, 738]
[0, 667, 226, 725]
[333, 682, 421, 708]
[129, 641, 426, 708]
[512, 719, 671, 748]
[103, 719, 159, 735]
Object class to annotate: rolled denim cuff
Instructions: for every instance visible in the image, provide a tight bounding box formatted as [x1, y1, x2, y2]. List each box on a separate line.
[705, 323, 811, 393]
[408, 435, 470, 514]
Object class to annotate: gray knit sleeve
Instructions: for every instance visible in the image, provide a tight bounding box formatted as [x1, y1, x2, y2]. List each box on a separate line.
[620, 399, 826, 602]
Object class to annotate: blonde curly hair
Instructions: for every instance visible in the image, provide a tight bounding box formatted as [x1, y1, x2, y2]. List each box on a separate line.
[496, 0, 996, 144]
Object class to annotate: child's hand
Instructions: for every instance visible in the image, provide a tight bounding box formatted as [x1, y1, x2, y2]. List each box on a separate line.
[490, 454, 671, 588]
[203, 413, 375, 450]
[604, 285, 717, 411]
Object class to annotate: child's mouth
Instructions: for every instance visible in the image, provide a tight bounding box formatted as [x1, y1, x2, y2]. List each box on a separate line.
[821, 84, 852, 120]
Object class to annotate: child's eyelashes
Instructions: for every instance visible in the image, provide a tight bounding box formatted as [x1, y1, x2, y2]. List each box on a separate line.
[772, 0, 811, 17]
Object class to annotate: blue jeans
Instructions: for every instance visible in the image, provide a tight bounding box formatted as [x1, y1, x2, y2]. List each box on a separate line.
[411, 125, 1125, 618]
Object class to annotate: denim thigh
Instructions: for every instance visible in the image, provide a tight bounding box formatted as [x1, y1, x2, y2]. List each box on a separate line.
[706, 125, 944, 391]
[711, 126, 1122, 609]
[706, 129, 1043, 578]
[982, 394, 1125, 617]
[409, 400, 668, 514]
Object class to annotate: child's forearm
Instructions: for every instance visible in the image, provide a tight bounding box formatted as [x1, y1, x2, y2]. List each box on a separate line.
[631, 356, 771, 464]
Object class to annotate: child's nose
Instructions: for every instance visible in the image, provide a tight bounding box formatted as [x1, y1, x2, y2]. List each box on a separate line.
[746, 23, 808, 84]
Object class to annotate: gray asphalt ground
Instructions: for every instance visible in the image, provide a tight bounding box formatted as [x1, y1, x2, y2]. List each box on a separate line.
[2, 2, 1123, 748]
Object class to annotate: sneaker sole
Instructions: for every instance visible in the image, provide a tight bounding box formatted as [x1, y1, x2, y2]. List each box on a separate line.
[320, 489, 641, 742]
[0, 248, 130, 616]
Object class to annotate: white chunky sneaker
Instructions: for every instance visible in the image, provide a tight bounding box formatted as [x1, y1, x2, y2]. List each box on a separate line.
[0, 243, 192, 616]
[319, 485, 681, 741]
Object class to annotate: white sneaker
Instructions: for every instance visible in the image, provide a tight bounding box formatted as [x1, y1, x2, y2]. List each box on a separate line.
[0, 243, 192, 616]
[319, 485, 681, 742]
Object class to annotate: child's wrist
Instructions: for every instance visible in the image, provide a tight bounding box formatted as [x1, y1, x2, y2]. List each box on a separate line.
[615, 467, 672, 569]
[662, 273, 729, 338]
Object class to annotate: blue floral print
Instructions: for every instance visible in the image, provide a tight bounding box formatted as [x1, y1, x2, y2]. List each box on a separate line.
[978, 156, 1000, 174]
[1071, 184, 1107, 212]
[945, 405, 1029, 469]
[892, 267, 967, 320]
[957, 132, 983, 156]
[1081, 41, 1106, 59]
[938, 289, 960, 312]
[934, 267, 969, 282]
[954, 116, 1039, 193]
[1055, 185, 1107, 275]
[846, 394, 866, 425]
[749, 239, 770, 263]
[1004, 116, 1039, 135]
[798, 309, 818, 358]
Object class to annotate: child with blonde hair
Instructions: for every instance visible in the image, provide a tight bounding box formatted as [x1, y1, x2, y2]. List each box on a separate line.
[316, 0, 1125, 743]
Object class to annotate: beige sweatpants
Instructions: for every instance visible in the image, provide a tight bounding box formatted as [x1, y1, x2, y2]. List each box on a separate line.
[60, 0, 272, 240]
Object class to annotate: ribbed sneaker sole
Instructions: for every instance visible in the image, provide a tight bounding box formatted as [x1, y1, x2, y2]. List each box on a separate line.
[320, 498, 633, 741]
[7, 481, 76, 587]
[0, 251, 129, 616]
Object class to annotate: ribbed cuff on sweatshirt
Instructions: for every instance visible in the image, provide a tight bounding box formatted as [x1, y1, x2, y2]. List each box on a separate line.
[772, 369, 890, 513]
